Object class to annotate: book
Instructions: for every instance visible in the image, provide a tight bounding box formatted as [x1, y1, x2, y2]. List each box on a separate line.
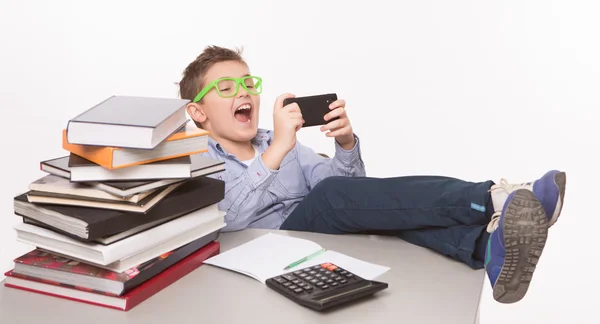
[10, 229, 219, 296]
[66, 153, 193, 182]
[29, 174, 156, 204]
[25, 182, 181, 213]
[14, 176, 226, 241]
[40, 152, 225, 183]
[61, 122, 210, 169]
[66, 95, 189, 149]
[13, 204, 225, 272]
[4, 241, 221, 311]
[203, 233, 391, 284]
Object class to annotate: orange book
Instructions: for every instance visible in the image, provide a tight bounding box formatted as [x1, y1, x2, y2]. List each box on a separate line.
[62, 122, 210, 170]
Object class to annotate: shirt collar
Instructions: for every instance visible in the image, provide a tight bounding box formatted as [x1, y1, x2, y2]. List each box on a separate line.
[208, 128, 273, 155]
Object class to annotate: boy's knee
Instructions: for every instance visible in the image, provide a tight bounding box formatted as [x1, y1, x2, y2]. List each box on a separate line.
[312, 176, 350, 193]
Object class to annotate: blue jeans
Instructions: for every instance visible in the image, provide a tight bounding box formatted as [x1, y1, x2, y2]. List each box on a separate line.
[279, 176, 494, 269]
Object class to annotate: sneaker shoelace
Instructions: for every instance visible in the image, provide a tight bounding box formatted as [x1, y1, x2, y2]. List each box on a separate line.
[486, 178, 532, 233]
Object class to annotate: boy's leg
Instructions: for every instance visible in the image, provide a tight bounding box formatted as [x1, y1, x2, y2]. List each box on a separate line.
[395, 225, 490, 269]
[281, 175, 495, 232]
[280, 175, 495, 268]
[280, 170, 567, 304]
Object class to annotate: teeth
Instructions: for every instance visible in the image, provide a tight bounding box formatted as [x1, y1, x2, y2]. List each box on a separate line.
[236, 104, 251, 111]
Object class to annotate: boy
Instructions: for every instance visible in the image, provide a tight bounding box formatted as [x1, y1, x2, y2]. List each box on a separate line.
[178, 45, 567, 304]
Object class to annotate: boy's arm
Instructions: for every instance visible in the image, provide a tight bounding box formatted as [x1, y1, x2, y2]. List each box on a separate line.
[297, 133, 366, 189]
[207, 153, 279, 232]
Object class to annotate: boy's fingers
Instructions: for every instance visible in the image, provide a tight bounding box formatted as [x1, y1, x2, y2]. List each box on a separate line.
[325, 127, 350, 138]
[324, 107, 345, 121]
[292, 118, 304, 131]
[324, 118, 346, 131]
[289, 111, 303, 119]
[286, 103, 301, 113]
[328, 99, 346, 109]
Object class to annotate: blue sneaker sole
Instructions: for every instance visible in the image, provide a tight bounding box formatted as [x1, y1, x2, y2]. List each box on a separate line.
[493, 189, 549, 304]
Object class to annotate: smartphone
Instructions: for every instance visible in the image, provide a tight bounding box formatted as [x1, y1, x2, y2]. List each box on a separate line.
[283, 93, 339, 127]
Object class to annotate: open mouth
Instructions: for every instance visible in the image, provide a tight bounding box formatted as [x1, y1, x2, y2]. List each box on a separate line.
[234, 103, 252, 123]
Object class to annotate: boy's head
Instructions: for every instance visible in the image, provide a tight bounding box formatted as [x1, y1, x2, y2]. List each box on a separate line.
[179, 45, 262, 143]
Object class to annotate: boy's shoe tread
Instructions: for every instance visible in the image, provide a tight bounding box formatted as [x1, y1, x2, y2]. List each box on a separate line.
[550, 171, 567, 226]
[493, 189, 548, 304]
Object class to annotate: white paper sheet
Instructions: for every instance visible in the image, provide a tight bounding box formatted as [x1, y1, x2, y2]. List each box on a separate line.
[204, 233, 390, 283]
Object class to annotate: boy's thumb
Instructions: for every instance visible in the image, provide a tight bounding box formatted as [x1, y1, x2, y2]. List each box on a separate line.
[274, 93, 296, 109]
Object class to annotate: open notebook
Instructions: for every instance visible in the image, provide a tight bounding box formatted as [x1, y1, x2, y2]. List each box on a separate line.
[203, 233, 390, 283]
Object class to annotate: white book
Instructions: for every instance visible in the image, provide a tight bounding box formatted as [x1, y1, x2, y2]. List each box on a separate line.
[37, 217, 226, 273]
[14, 204, 223, 271]
[66, 95, 189, 149]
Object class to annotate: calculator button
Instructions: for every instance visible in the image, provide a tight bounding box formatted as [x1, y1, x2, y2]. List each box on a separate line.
[331, 282, 339, 287]
[305, 276, 313, 280]
[292, 279, 301, 284]
[288, 285, 298, 290]
[282, 274, 295, 281]
[316, 282, 324, 287]
[321, 285, 330, 289]
[340, 279, 348, 284]
[273, 277, 287, 283]
[345, 273, 354, 278]
[293, 287, 304, 293]
[326, 279, 334, 284]
[340, 270, 348, 275]
[334, 276, 344, 281]
[283, 282, 292, 286]
[309, 270, 317, 275]
[310, 279, 318, 284]
[299, 273, 307, 278]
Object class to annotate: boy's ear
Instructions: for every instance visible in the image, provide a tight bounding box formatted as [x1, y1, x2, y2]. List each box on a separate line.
[186, 102, 207, 124]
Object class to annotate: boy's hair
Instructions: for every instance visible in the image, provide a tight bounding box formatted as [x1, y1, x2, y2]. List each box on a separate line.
[179, 45, 246, 128]
[179, 45, 245, 101]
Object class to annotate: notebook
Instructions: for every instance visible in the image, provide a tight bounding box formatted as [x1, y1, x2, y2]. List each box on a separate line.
[203, 233, 390, 283]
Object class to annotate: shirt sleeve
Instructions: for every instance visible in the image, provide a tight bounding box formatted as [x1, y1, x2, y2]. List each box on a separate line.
[296, 134, 366, 189]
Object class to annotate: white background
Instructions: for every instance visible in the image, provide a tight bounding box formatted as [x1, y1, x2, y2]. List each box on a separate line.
[1, 0, 598, 322]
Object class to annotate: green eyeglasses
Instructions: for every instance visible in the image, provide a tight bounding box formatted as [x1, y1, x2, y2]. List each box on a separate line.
[193, 75, 263, 103]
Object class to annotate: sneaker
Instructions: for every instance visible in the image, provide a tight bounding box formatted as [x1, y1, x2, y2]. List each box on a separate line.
[490, 170, 566, 227]
[484, 189, 549, 304]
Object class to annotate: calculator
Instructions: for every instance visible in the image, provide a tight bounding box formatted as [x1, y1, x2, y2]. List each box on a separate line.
[265, 262, 388, 311]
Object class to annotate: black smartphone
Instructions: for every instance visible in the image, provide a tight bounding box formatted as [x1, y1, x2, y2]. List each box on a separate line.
[283, 93, 339, 127]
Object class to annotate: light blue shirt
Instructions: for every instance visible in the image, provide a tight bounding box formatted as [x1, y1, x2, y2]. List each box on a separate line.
[202, 129, 366, 231]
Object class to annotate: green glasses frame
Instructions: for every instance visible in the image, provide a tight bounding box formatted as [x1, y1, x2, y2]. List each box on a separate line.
[192, 75, 263, 103]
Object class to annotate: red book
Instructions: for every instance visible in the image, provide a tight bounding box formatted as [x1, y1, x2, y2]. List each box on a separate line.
[3, 241, 220, 311]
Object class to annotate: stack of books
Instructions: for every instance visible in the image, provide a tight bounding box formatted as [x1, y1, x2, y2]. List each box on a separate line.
[3, 95, 227, 311]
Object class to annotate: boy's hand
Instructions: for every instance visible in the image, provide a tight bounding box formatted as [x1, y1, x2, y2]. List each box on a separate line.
[320, 99, 355, 150]
[262, 93, 304, 170]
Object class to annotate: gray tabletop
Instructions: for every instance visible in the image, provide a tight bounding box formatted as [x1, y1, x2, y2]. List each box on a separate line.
[0, 229, 484, 324]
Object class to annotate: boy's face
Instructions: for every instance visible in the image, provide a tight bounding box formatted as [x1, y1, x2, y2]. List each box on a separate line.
[188, 60, 261, 143]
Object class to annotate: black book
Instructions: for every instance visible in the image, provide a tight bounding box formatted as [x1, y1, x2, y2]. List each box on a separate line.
[14, 176, 225, 242]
